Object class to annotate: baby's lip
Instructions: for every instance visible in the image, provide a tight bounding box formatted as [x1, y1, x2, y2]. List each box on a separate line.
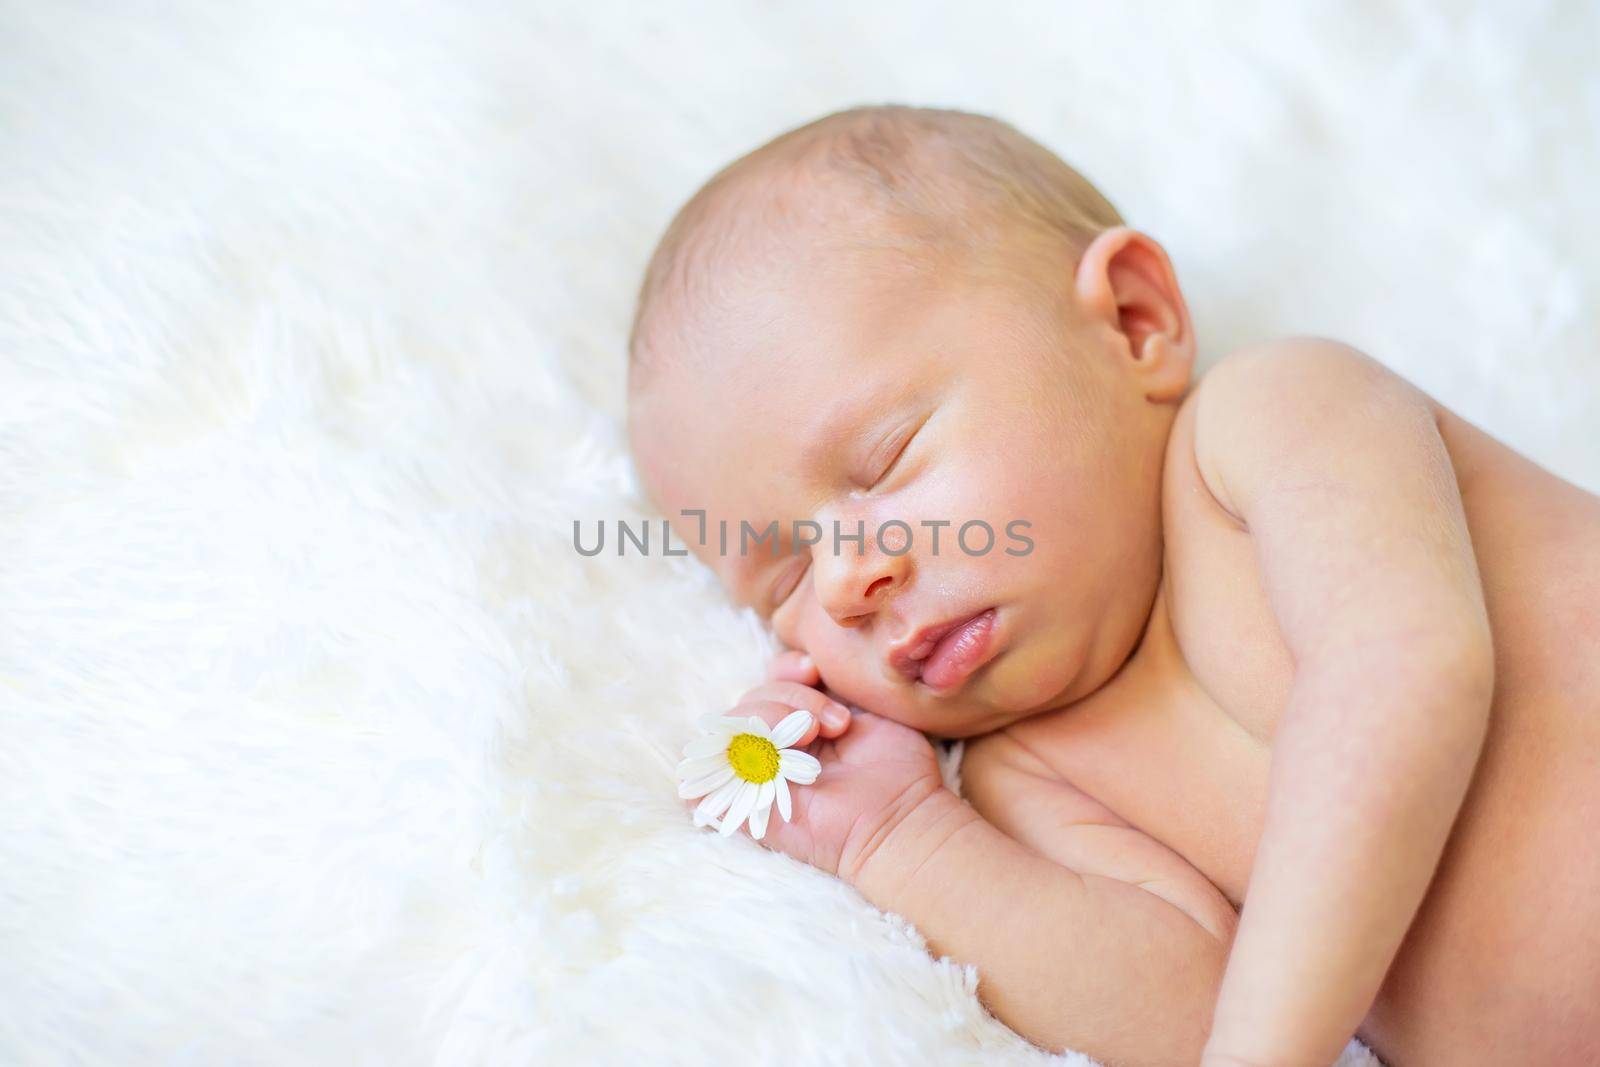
[887, 609, 991, 680]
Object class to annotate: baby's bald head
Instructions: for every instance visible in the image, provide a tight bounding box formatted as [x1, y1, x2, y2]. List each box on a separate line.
[621, 107, 1198, 732]
[625, 105, 1124, 403]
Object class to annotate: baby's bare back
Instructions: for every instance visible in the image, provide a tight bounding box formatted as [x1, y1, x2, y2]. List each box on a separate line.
[980, 381, 1600, 1064]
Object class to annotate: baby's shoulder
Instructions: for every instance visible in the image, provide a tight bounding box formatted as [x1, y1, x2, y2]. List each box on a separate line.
[1195, 335, 1403, 403]
[1184, 335, 1428, 520]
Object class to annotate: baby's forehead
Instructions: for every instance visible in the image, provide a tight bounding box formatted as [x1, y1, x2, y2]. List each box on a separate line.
[633, 345, 867, 521]
[631, 227, 1039, 484]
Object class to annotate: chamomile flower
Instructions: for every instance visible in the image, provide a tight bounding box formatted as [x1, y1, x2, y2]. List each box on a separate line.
[676, 709, 822, 840]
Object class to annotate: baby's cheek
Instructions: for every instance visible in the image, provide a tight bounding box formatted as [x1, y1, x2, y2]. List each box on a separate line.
[812, 657, 943, 734]
[796, 630, 880, 711]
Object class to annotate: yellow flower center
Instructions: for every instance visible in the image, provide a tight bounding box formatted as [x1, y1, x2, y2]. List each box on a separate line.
[726, 733, 780, 783]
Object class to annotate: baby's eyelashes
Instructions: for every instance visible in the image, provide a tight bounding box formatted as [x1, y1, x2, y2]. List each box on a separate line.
[769, 559, 809, 611]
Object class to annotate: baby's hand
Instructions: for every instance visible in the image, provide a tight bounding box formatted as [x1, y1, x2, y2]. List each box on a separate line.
[682, 650, 947, 884]
[761, 647, 851, 731]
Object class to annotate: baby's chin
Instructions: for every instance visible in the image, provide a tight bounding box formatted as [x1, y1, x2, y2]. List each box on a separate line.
[835, 678, 1035, 742]
[922, 656, 1089, 737]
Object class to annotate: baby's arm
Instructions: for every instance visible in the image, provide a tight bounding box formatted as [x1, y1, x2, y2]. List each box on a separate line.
[1191, 340, 1496, 1066]
[847, 758, 1234, 1066]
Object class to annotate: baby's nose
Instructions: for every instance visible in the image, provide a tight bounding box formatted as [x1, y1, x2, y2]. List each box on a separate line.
[797, 502, 917, 625]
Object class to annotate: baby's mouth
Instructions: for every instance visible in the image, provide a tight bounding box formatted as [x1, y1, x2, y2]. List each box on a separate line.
[915, 608, 1000, 691]
[886, 606, 999, 685]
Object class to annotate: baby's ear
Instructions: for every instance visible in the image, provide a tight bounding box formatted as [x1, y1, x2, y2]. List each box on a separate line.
[1073, 227, 1195, 404]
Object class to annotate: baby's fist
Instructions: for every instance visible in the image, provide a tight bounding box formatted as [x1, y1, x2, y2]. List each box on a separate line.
[678, 678, 944, 882]
[760, 649, 853, 733]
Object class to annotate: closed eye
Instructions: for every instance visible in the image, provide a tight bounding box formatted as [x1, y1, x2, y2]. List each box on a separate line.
[868, 414, 928, 489]
[770, 558, 810, 614]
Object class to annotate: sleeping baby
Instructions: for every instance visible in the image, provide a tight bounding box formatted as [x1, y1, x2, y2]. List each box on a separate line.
[624, 105, 1600, 1066]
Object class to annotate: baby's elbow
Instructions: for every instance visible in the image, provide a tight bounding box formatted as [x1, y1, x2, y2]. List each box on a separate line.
[1136, 874, 1239, 950]
[1462, 626, 1497, 710]
[1202, 892, 1240, 950]
[1419, 625, 1496, 758]
[1121, 886, 1236, 1065]
[1163, 889, 1238, 1064]
[1433, 599, 1497, 706]
[1147, 915, 1234, 1067]
[1178, 892, 1236, 1018]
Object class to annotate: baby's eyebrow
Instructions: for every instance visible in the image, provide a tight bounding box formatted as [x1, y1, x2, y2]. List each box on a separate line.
[798, 380, 910, 475]
[798, 397, 878, 473]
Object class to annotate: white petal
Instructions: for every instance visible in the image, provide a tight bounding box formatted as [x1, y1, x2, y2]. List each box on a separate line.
[681, 734, 729, 760]
[693, 777, 742, 823]
[749, 780, 776, 840]
[719, 780, 759, 837]
[779, 749, 820, 785]
[696, 712, 749, 735]
[677, 764, 735, 799]
[675, 753, 729, 780]
[775, 775, 792, 822]
[744, 716, 772, 740]
[770, 709, 813, 749]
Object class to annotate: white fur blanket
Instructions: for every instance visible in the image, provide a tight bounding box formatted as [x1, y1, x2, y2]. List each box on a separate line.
[2, 2, 1594, 1064]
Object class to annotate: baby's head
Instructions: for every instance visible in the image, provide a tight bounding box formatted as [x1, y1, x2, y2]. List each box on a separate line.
[626, 105, 1195, 738]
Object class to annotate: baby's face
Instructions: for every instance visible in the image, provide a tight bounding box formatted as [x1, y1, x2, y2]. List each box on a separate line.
[630, 243, 1179, 738]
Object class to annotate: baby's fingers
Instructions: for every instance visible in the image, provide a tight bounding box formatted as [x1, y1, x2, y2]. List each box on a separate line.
[765, 649, 820, 686]
[738, 681, 850, 738]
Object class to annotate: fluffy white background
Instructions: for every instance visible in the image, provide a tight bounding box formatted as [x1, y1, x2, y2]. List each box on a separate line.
[2, 2, 1595, 1065]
